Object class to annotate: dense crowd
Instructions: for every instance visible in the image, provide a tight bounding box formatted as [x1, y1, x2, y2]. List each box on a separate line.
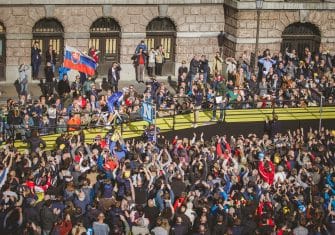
[0, 122, 334, 234]
[3, 46, 334, 141]
[0, 44, 334, 234]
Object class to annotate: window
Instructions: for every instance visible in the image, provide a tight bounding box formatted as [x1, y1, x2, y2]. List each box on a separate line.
[0, 22, 5, 81]
[146, 17, 176, 75]
[32, 18, 64, 79]
[89, 17, 121, 74]
[281, 22, 321, 59]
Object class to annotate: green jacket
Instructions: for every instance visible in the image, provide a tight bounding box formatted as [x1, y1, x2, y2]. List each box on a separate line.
[215, 81, 228, 97]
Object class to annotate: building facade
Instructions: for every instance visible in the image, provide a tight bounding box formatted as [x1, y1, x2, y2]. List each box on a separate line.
[0, 0, 334, 82]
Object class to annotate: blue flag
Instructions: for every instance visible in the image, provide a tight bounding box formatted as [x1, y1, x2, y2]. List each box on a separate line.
[58, 66, 70, 80]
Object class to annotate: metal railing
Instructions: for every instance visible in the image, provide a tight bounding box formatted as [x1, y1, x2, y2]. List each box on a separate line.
[0, 87, 333, 142]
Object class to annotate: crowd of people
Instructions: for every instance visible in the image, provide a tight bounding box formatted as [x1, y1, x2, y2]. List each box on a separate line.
[5, 44, 334, 141]
[0, 44, 333, 234]
[0, 119, 334, 234]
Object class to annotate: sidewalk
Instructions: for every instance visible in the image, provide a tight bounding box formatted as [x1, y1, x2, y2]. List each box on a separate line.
[0, 76, 177, 104]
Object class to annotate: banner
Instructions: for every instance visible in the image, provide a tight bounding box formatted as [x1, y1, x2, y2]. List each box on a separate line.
[141, 102, 154, 123]
[63, 46, 97, 76]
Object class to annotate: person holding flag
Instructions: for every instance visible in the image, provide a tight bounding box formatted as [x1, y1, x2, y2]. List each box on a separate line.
[63, 46, 97, 77]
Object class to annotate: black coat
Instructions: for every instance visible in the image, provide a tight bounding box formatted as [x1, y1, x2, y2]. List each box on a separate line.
[45, 66, 54, 82]
[189, 58, 200, 75]
[57, 79, 71, 96]
[46, 49, 57, 65]
[171, 223, 189, 235]
[40, 206, 57, 230]
[28, 136, 46, 152]
[108, 66, 121, 85]
[31, 47, 41, 64]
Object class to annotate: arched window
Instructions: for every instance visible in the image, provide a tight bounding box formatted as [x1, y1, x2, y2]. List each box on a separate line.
[146, 17, 176, 75]
[32, 18, 64, 78]
[281, 22, 321, 59]
[89, 17, 121, 74]
[0, 22, 5, 81]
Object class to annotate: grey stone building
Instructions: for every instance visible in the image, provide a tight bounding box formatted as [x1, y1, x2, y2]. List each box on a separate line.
[0, 0, 334, 82]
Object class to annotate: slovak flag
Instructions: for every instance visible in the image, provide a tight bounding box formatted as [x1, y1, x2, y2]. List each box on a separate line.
[63, 46, 97, 76]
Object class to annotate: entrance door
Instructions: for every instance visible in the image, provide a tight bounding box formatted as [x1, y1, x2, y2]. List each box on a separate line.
[32, 18, 64, 79]
[89, 17, 121, 76]
[281, 22, 321, 59]
[146, 17, 176, 76]
[146, 36, 175, 75]
[32, 37, 63, 79]
[0, 23, 6, 81]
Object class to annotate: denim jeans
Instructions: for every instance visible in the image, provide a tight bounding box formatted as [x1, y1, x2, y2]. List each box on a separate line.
[212, 102, 225, 120]
[20, 83, 28, 95]
[32, 62, 40, 78]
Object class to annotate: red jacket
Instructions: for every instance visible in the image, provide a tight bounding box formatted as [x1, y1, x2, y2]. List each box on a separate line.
[173, 196, 186, 211]
[216, 141, 231, 159]
[258, 160, 275, 184]
[89, 48, 99, 63]
[25, 176, 51, 192]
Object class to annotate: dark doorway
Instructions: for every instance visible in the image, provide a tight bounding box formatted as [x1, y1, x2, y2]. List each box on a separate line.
[89, 17, 121, 76]
[281, 22, 321, 59]
[146, 17, 176, 76]
[0, 23, 5, 81]
[32, 18, 64, 79]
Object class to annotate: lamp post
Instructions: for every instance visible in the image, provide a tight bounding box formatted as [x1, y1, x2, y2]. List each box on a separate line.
[254, 0, 264, 72]
[218, 30, 225, 58]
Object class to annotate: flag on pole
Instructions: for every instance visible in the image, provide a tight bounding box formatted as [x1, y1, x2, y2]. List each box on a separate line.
[63, 46, 97, 76]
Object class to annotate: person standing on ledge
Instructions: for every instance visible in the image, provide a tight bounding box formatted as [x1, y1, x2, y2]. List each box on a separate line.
[31, 41, 42, 80]
[135, 47, 146, 83]
[108, 62, 121, 92]
[46, 45, 57, 73]
[155, 45, 165, 76]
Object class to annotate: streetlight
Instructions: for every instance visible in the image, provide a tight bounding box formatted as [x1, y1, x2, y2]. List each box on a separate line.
[254, 0, 264, 72]
[217, 30, 225, 58]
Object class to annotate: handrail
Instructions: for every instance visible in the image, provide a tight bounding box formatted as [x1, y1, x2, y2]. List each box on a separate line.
[1, 86, 333, 141]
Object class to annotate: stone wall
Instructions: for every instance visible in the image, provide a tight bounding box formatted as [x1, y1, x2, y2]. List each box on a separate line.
[1, 3, 335, 82]
[223, 5, 238, 57]
[0, 4, 225, 82]
[224, 8, 335, 58]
